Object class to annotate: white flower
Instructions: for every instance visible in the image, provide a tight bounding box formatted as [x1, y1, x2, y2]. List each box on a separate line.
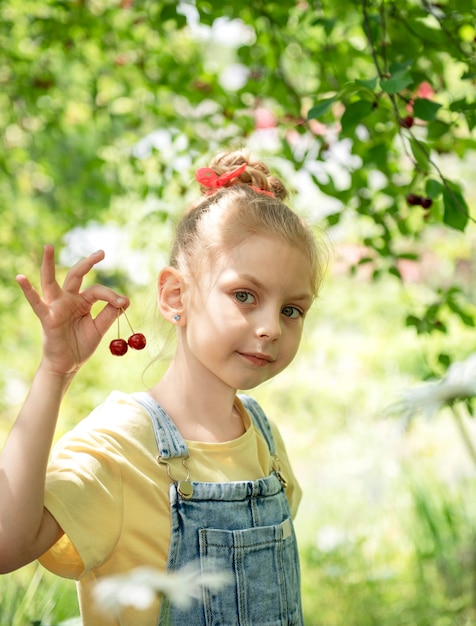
[392, 353, 476, 424]
[93, 562, 232, 617]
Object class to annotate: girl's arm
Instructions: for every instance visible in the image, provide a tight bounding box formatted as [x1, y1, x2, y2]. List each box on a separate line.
[0, 245, 128, 573]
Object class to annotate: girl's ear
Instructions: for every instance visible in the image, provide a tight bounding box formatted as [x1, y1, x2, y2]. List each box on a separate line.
[157, 267, 186, 324]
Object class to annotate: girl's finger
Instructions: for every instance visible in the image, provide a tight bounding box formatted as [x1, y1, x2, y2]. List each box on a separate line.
[16, 274, 49, 319]
[80, 284, 129, 335]
[92, 302, 127, 338]
[80, 284, 128, 310]
[62, 250, 106, 294]
[40, 244, 62, 300]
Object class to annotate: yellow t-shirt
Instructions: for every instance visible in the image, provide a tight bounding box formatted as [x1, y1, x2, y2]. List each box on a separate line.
[39, 391, 302, 626]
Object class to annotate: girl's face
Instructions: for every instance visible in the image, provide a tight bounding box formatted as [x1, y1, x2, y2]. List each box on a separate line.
[180, 235, 314, 391]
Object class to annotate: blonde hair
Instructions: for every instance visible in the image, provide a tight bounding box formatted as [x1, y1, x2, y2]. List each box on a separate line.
[170, 149, 325, 297]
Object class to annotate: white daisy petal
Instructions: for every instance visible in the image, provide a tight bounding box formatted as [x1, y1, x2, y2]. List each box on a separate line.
[93, 562, 232, 616]
[390, 353, 476, 425]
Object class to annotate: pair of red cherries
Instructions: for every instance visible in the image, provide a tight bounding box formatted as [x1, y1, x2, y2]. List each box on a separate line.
[109, 309, 146, 356]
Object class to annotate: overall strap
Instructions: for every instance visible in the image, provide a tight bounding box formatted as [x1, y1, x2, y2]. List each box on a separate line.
[133, 392, 277, 458]
[132, 392, 189, 460]
[238, 394, 277, 456]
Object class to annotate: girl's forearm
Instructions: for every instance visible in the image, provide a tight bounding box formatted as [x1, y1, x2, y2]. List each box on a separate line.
[0, 364, 73, 571]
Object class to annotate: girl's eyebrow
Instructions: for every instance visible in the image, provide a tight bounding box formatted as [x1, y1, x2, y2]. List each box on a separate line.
[236, 273, 313, 304]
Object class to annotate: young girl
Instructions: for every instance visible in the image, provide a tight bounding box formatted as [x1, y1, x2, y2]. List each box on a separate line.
[0, 149, 324, 625]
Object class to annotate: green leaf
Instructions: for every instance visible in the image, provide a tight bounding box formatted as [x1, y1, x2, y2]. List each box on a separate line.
[381, 70, 413, 95]
[410, 139, 430, 173]
[448, 303, 475, 327]
[307, 97, 336, 120]
[397, 253, 419, 261]
[461, 69, 476, 80]
[340, 79, 378, 100]
[341, 100, 373, 132]
[438, 353, 451, 368]
[426, 120, 450, 140]
[413, 98, 442, 121]
[449, 98, 472, 114]
[355, 77, 379, 91]
[449, 98, 476, 131]
[388, 60, 414, 74]
[326, 213, 341, 226]
[426, 178, 443, 198]
[405, 314, 420, 329]
[313, 17, 337, 34]
[445, 289, 475, 326]
[443, 184, 469, 231]
[466, 111, 476, 132]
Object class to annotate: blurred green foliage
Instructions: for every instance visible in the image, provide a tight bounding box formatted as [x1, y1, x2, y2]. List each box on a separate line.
[1, 0, 475, 309]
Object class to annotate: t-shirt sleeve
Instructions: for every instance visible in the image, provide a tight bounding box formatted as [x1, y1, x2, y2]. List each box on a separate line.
[269, 422, 302, 519]
[39, 425, 123, 580]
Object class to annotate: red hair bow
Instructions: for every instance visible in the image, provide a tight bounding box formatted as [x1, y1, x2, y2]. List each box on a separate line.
[195, 162, 275, 197]
[195, 163, 247, 189]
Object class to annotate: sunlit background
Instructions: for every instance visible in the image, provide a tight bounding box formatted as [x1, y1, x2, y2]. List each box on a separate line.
[1, 1, 475, 624]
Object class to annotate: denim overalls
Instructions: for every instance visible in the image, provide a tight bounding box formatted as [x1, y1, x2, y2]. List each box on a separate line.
[133, 392, 304, 626]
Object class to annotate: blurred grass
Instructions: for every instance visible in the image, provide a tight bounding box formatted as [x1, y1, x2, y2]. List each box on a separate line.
[0, 564, 78, 626]
[1, 257, 476, 624]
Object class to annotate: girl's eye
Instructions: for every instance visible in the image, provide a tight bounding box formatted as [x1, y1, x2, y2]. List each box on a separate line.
[234, 291, 255, 304]
[282, 305, 303, 319]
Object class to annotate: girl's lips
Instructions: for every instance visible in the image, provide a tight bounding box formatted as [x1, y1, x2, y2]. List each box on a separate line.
[238, 352, 273, 367]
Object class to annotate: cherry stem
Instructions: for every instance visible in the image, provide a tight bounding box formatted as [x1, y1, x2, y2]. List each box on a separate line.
[116, 309, 121, 339]
[121, 308, 135, 334]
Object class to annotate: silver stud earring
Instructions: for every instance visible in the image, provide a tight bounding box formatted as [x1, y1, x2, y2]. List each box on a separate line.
[173, 314, 180, 322]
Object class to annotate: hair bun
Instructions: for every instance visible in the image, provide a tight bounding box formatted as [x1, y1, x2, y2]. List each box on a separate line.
[207, 149, 288, 200]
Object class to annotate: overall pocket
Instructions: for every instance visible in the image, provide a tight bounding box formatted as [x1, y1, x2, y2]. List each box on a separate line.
[199, 517, 302, 626]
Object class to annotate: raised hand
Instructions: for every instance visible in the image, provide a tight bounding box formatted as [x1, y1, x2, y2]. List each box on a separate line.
[16, 245, 129, 376]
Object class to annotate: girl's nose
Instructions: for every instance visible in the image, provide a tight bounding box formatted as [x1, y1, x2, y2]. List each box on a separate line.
[255, 309, 282, 340]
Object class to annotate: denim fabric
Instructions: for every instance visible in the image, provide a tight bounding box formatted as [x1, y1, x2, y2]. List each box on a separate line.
[133, 392, 303, 626]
